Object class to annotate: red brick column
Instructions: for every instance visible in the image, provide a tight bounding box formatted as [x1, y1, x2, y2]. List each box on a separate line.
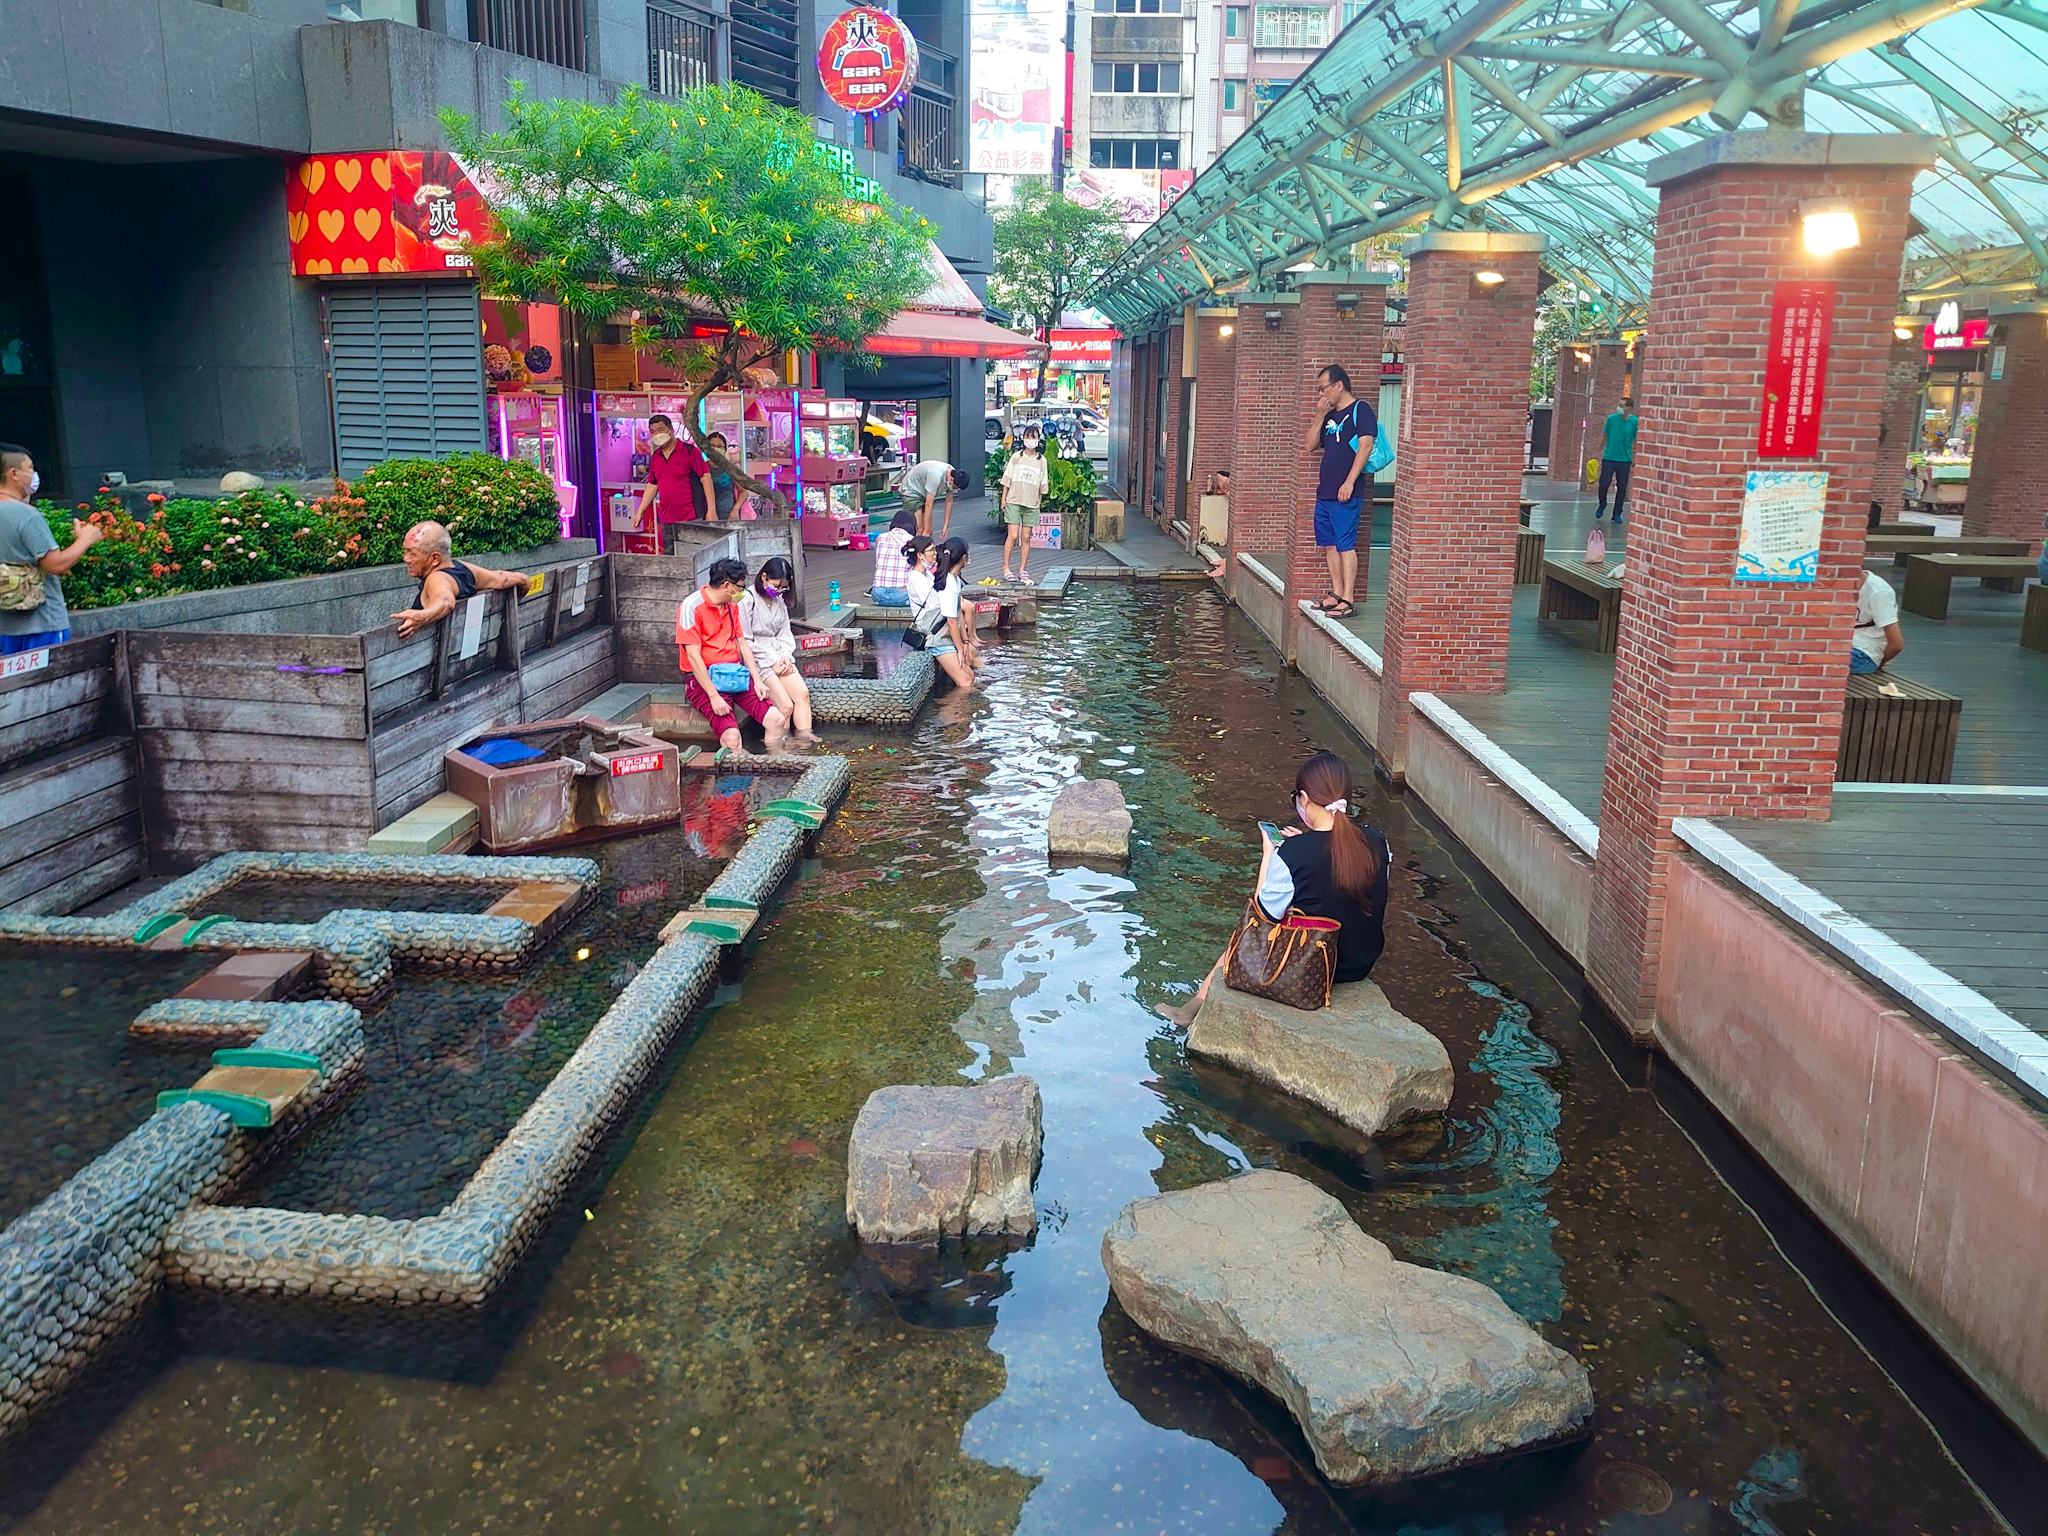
[1875, 332, 1924, 521]
[1225, 294, 1306, 606]
[1549, 344, 1591, 482]
[1584, 340, 1630, 462]
[1158, 316, 1188, 527]
[1280, 274, 1391, 661]
[1131, 335, 1156, 516]
[1587, 132, 1931, 1034]
[1376, 234, 1544, 776]
[1962, 304, 2048, 552]
[1190, 310, 1238, 555]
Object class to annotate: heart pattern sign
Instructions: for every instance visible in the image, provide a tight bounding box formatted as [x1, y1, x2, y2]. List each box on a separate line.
[286, 151, 494, 278]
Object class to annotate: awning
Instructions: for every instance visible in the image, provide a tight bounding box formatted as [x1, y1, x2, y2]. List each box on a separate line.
[867, 309, 1046, 360]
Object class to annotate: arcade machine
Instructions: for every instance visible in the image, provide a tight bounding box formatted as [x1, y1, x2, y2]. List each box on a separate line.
[706, 386, 800, 510]
[594, 390, 694, 552]
[799, 395, 866, 548]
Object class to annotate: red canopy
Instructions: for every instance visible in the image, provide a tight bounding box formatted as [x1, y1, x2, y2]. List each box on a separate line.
[867, 308, 1046, 360]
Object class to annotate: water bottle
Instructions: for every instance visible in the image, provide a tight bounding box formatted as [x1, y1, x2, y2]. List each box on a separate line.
[828, 579, 842, 613]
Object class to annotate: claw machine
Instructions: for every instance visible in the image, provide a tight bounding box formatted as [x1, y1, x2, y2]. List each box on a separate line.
[594, 390, 694, 553]
[704, 386, 801, 512]
[799, 395, 866, 548]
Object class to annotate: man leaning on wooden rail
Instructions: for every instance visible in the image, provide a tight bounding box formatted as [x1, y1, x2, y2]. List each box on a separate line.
[391, 520, 535, 640]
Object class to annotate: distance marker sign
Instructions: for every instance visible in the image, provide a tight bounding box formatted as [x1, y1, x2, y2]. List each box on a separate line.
[817, 8, 920, 115]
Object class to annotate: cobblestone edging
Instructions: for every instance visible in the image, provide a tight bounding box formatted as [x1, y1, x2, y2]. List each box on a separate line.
[806, 649, 936, 726]
[0, 1000, 364, 1439]
[161, 758, 846, 1311]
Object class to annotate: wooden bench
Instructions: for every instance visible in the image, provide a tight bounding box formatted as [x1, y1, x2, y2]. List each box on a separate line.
[1838, 673, 1960, 783]
[1871, 520, 1936, 537]
[1538, 555, 1623, 652]
[1868, 534, 2026, 566]
[1514, 528, 1545, 584]
[1900, 554, 2039, 620]
[2023, 583, 2048, 655]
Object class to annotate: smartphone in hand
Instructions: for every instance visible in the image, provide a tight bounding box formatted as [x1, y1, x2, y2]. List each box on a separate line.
[1257, 820, 1282, 846]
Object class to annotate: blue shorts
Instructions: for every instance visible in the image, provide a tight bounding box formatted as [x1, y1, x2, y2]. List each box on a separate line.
[1313, 498, 1362, 553]
[1849, 645, 1879, 675]
[870, 586, 910, 607]
[0, 629, 68, 655]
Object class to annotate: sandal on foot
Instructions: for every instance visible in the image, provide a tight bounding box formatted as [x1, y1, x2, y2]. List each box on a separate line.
[1324, 599, 1357, 618]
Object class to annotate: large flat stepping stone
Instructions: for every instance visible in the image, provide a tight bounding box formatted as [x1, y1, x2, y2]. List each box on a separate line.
[1047, 778, 1132, 862]
[1102, 1170, 1593, 1486]
[1188, 977, 1452, 1138]
[846, 1076, 1042, 1244]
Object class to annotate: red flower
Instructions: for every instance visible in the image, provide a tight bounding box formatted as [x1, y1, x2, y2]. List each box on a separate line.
[146, 492, 166, 504]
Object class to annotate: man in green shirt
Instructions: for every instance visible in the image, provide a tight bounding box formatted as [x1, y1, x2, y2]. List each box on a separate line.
[1594, 400, 1638, 523]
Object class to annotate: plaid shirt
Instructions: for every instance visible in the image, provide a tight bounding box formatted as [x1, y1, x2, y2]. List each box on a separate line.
[872, 528, 914, 591]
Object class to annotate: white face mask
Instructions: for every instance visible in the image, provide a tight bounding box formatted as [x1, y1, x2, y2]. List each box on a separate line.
[27, 471, 40, 497]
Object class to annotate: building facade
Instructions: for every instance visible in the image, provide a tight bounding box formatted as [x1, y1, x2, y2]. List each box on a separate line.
[0, 0, 992, 502]
[1191, 1, 1360, 168]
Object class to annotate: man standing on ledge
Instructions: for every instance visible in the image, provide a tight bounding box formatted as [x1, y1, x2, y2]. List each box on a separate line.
[1594, 398, 1638, 523]
[1305, 364, 1376, 620]
[391, 520, 532, 638]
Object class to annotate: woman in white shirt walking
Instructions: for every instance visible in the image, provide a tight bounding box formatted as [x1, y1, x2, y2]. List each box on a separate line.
[739, 557, 819, 743]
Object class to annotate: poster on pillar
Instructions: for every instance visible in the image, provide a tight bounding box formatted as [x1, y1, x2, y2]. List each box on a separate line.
[1735, 469, 1828, 583]
[1758, 280, 1835, 457]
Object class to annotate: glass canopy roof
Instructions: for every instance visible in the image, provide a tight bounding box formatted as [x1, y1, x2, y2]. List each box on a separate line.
[1091, 0, 2048, 326]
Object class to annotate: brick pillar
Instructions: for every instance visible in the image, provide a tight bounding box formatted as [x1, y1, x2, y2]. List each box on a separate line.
[1584, 340, 1630, 463]
[1875, 332, 1923, 521]
[1226, 294, 1306, 605]
[1377, 234, 1544, 776]
[1550, 344, 1590, 481]
[1963, 304, 2048, 553]
[1191, 309, 1238, 556]
[1130, 335, 1154, 515]
[1586, 131, 1931, 1033]
[1279, 274, 1392, 660]
[1157, 316, 1188, 527]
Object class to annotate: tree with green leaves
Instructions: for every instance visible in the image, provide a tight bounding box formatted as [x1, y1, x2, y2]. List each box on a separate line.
[990, 183, 1128, 400]
[444, 84, 933, 509]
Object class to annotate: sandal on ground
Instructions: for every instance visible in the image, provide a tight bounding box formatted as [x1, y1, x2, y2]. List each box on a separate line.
[1315, 592, 1346, 611]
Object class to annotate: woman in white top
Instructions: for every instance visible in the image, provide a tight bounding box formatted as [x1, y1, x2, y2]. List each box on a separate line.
[902, 535, 937, 615]
[738, 557, 819, 743]
[915, 537, 980, 690]
[998, 429, 1051, 584]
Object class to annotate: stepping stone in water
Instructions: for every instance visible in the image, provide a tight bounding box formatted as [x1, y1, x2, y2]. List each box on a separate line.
[1047, 778, 1132, 863]
[1102, 1170, 1594, 1486]
[1188, 977, 1453, 1138]
[174, 950, 314, 1005]
[845, 1077, 1042, 1244]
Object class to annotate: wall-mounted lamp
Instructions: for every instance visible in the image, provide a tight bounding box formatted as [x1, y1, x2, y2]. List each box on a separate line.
[1263, 309, 1284, 331]
[1893, 323, 1914, 342]
[1333, 292, 1360, 316]
[1473, 269, 1506, 287]
[1217, 323, 1235, 338]
[1800, 199, 1861, 257]
[1572, 348, 1592, 365]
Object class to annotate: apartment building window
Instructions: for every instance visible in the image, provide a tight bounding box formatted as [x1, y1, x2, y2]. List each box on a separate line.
[1222, 79, 1244, 111]
[1089, 138, 1181, 169]
[1225, 6, 1244, 37]
[1093, 62, 1182, 92]
[1094, 0, 1184, 12]
[1253, 4, 1328, 48]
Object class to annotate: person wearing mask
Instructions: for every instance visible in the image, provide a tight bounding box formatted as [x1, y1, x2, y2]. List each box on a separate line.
[0, 444, 99, 655]
[913, 536, 981, 690]
[903, 535, 937, 613]
[896, 459, 972, 540]
[636, 413, 714, 550]
[1851, 567, 1904, 675]
[705, 431, 739, 522]
[1159, 751, 1391, 1025]
[870, 509, 920, 606]
[1594, 399, 1639, 523]
[739, 556, 820, 743]
[1304, 364, 1376, 619]
[390, 520, 531, 639]
[999, 428, 1050, 584]
[676, 555, 788, 751]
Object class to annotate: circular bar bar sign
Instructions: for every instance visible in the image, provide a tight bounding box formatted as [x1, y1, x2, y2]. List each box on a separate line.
[817, 7, 919, 116]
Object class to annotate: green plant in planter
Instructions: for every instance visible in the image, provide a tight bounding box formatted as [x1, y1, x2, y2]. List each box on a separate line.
[984, 442, 1010, 498]
[349, 453, 561, 565]
[38, 492, 179, 611]
[1042, 440, 1097, 519]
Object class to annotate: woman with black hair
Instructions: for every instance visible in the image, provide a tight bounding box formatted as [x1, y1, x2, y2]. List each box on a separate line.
[912, 536, 980, 690]
[1160, 751, 1390, 1023]
[870, 509, 919, 606]
[739, 556, 819, 744]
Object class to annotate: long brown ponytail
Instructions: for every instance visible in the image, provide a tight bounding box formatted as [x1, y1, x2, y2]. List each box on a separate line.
[1296, 752, 1376, 908]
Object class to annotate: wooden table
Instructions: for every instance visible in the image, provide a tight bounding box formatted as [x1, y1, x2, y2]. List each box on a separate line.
[1901, 553, 2039, 619]
[1514, 528, 1546, 584]
[1838, 673, 1960, 783]
[1871, 520, 1936, 537]
[1869, 534, 2027, 566]
[1538, 555, 1623, 652]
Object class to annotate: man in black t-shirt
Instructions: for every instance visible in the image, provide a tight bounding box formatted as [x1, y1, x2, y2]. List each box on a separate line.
[1302, 363, 1377, 618]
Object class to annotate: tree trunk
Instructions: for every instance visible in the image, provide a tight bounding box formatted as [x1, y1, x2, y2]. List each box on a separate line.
[683, 342, 790, 516]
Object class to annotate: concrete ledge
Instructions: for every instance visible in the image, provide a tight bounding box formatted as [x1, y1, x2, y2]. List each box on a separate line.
[1405, 231, 1548, 256]
[1644, 129, 1937, 188]
[366, 793, 480, 855]
[1297, 600, 1384, 677]
[1411, 696, 1599, 858]
[1293, 608, 1381, 747]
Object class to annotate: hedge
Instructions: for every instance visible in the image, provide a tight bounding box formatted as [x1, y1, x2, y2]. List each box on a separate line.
[36, 453, 565, 613]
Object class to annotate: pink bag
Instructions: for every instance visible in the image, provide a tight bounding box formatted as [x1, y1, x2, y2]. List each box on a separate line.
[1584, 525, 1607, 565]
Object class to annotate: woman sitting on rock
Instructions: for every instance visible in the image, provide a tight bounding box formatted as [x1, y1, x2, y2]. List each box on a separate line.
[1160, 751, 1390, 1025]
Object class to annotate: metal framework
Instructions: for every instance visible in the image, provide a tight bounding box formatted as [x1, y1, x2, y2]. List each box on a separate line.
[1091, 0, 2048, 328]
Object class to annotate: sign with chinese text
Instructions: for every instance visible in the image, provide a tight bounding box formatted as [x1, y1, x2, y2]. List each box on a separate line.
[610, 751, 666, 778]
[0, 647, 49, 681]
[286, 152, 492, 277]
[1049, 328, 1120, 371]
[817, 8, 919, 115]
[968, 0, 1063, 173]
[1735, 468, 1828, 583]
[1758, 280, 1834, 457]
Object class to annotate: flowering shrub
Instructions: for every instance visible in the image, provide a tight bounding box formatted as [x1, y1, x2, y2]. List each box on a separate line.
[33, 454, 564, 612]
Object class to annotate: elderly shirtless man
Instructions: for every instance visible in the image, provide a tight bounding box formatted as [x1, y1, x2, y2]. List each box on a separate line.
[391, 520, 533, 639]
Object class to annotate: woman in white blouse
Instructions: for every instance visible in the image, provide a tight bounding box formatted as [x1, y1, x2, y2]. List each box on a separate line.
[739, 557, 819, 744]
